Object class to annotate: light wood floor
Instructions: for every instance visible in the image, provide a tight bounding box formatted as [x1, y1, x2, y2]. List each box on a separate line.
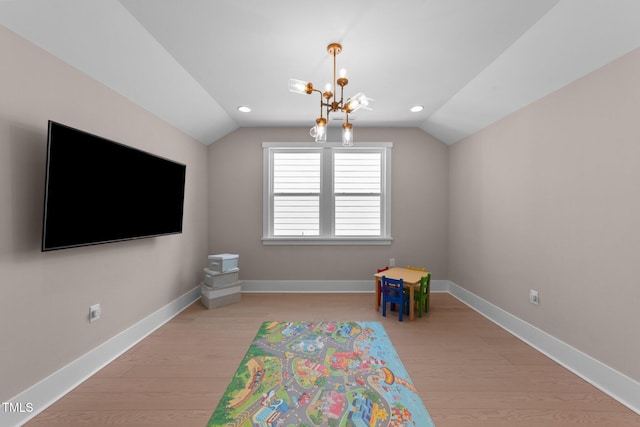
[25, 293, 638, 427]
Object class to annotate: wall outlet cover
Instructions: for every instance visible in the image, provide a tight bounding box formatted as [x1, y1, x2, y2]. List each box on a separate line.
[529, 290, 539, 305]
[89, 304, 101, 322]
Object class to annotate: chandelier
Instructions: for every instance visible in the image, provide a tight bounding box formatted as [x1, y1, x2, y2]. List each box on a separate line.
[289, 43, 373, 146]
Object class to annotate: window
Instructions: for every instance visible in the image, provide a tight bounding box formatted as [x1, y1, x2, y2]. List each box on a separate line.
[263, 142, 392, 245]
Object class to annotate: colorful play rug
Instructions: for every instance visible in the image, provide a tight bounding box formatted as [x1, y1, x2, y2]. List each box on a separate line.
[208, 321, 435, 427]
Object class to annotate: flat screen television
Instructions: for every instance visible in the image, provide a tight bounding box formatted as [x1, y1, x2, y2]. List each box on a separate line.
[42, 121, 186, 251]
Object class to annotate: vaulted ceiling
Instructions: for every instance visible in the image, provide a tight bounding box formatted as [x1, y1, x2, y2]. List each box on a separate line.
[2, 0, 639, 145]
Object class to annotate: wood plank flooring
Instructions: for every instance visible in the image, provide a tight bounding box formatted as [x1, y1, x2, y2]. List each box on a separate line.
[25, 293, 639, 426]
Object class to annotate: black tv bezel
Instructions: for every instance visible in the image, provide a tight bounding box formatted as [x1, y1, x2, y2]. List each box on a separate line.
[41, 120, 187, 252]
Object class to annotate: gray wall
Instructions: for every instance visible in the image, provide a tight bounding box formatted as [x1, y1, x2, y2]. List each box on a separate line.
[0, 26, 209, 400]
[449, 47, 640, 382]
[207, 127, 449, 281]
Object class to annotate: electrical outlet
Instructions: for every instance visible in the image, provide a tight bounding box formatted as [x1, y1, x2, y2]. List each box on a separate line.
[529, 290, 539, 305]
[89, 304, 101, 322]
[389, 258, 395, 267]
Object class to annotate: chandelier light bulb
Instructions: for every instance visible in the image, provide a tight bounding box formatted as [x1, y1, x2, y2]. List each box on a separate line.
[347, 92, 374, 113]
[315, 125, 326, 143]
[313, 117, 327, 143]
[309, 124, 326, 143]
[289, 78, 306, 93]
[289, 78, 313, 94]
[342, 122, 353, 146]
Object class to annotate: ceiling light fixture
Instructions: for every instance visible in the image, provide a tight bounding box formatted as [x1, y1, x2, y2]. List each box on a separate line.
[410, 105, 424, 113]
[237, 106, 251, 113]
[289, 43, 373, 146]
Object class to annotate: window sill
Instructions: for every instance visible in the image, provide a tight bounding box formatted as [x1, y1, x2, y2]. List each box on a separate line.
[262, 237, 393, 246]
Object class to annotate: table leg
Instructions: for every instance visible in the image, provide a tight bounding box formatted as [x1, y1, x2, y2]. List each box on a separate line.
[409, 284, 415, 320]
[375, 277, 381, 311]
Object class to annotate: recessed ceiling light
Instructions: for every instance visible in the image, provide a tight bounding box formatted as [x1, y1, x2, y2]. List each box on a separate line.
[410, 105, 424, 113]
[237, 106, 251, 113]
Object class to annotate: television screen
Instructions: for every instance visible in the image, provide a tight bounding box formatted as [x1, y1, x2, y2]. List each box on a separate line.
[42, 121, 186, 251]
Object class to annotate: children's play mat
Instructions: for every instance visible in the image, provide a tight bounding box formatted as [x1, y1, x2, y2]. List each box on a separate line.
[208, 321, 435, 427]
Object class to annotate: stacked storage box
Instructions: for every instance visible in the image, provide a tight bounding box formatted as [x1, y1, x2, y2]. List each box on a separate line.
[200, 253, 242, 309]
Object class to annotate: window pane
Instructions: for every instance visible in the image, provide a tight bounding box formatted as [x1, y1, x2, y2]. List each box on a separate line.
[274, 196, 319, 236]
[334, 152, 381, 193]
[335, 196, 380, 236]
[274, 152, 320, 193]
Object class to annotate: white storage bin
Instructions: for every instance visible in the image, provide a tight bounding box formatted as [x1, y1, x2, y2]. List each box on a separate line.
[208, 253, 239, 272]
[200, 281, 242, 309]
[203, 268, 239, 288]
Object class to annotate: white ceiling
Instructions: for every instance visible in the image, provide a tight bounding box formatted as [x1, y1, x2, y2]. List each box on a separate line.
[1, 0, 640, 145]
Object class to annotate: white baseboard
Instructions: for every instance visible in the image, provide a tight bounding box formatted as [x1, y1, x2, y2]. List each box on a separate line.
[241, 279, 450, 293]
[4, 285, 202, 427]
[241, 280, 372, 293]
[446, 280, 640, 416]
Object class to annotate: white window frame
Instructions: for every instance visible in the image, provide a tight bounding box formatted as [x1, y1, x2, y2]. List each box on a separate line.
[262, 141, 392, 245]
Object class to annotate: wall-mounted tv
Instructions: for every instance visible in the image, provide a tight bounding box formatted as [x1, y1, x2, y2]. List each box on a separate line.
[42, 121, 187, 251]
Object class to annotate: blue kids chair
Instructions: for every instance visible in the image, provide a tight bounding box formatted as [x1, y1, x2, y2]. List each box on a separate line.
[381, 276, 410, 321]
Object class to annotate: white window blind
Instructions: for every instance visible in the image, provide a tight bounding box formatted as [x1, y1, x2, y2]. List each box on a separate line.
[334, 152, 381, 236]
[272, 152, 320, 236]
[263, 142, 392, 245]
